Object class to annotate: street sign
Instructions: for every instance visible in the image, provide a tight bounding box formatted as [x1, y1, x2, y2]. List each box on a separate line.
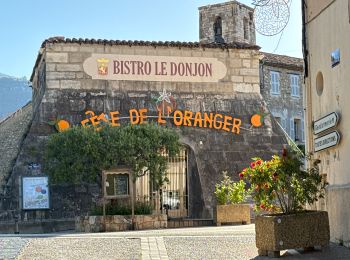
[314, 131, 340, 152]
[313, 112, 339, 135]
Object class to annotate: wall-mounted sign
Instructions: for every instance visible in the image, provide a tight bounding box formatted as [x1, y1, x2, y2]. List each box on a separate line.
[314, 131, 340, 152]
[104, 170, 130, 198]
[313, 112, 339, 135]
[331, 48, 340, 68]
[22, 176, 50, 210]
[83, 54, 227, 82]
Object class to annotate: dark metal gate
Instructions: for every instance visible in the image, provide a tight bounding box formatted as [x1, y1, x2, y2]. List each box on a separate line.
[135, 148, 188, 218]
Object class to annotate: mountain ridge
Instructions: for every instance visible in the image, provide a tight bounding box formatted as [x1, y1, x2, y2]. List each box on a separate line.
[0, 73, 32, 120]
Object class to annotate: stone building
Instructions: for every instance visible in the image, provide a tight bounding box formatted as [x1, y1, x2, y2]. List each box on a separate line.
[0, 1, 297, 232]
[198, 1, 304, 147]
[260, 52, 304, 147]
[0, 38, 286, 230]
[303, 0, 350, 247]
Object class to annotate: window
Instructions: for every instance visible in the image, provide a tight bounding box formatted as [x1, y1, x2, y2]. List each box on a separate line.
[270, 71, 280, 95]
[290, 118, 304, 142]
[214, 17, 224, 43]
[290, 74, 300, 97]
[244, 18, 249, 40]
[275, 116, 281, 125]
[282, 118, 287, 131]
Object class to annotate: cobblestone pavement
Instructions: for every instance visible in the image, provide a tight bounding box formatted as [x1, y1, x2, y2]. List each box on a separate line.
[1, 225, 350, 259]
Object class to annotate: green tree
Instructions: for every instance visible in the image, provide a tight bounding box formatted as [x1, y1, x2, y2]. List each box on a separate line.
[44, 123, 181, 188]
[44, 123, 181, 222]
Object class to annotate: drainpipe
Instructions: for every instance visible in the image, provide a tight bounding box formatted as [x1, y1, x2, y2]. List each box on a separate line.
[301, 0, 313, 164]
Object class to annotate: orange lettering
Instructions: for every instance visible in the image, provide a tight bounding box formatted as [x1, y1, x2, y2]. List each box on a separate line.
[193, 112, 203, 127]
[222, 115, 232, 132]
[85, 110, 95, 117]
[183, 110, 193, 126]
[97, 113, 108, 123]
[232, 118, 241, 134]
[204, 112, 213, 128]
[81, 118, 90, 128]
[214, 114, 223, 129]
[158, 111, 166, 125]
[139, 108, 148, 124]
[90, 115, 100, 127]
[110, 111, 120, 126]
[173, 110, 183, 126]
[129, 109, 140, 125]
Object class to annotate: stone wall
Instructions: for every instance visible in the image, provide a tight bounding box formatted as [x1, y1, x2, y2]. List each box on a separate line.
[199, 1, 256, 45]
[75, 214, 167, 232]
[0, 103, 32, 195]
[260, 63, 304, 145]
[6, 41, 286, 223]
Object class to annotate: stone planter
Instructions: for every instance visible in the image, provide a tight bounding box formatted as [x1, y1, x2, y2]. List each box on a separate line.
[256, 211, 330, 258]
[214, 204, 251, 226]
[75, 214, 167, 232]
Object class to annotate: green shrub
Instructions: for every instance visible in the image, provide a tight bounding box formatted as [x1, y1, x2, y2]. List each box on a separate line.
[214, 171, 250, 205]
[240, 148, 326, 214]
[90, 201, 153, 216]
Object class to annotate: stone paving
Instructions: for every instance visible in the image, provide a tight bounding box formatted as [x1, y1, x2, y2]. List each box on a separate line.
[0, 237, 30, 260]
[17, 237, 141, 260]
[0, 225, 350, 259]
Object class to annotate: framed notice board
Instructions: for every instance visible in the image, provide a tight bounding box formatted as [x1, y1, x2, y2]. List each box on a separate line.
[103, 169, 131, 198]
[22, 176, 50, 210]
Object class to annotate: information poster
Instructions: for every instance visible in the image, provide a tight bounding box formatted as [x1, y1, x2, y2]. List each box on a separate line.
[115, 174, 129, 195]
[22, 176, 50, 210]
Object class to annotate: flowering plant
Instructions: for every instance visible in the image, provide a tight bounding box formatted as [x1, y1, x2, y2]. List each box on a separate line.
[240, 148, 326, 214]
[214, 171, 250, 205]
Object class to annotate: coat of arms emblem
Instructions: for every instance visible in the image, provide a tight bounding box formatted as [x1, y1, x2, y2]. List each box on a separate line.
[97, 58, 110, 75]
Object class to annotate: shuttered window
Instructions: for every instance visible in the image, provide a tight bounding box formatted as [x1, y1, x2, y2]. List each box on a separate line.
[270, 71, 280, 95]
[290, 74, 300, 97]
[290, 118, 295, 141]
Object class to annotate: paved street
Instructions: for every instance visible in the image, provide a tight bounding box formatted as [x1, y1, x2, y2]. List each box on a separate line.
[0, 225, 350, 259]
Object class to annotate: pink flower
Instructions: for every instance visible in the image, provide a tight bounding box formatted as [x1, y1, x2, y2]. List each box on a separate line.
[256, 160, 262, 165]
[250, 162, 256, 168]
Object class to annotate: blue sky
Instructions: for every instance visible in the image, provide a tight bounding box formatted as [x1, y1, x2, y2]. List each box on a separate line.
[0, 0, 302, 79]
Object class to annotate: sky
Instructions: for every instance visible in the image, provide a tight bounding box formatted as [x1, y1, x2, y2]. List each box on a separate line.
[0, 0, 302, 79]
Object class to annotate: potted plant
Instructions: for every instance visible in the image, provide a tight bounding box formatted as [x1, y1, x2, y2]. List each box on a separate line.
[213, 171, 251, 226]
[240, 148, 329, 257]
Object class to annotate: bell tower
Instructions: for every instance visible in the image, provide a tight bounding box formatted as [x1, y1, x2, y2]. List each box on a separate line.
[199, 1, 256, 45]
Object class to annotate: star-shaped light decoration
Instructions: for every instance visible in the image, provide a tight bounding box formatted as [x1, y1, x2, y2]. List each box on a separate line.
[156, 89, 177, 116]
[157, 89, 172, 103]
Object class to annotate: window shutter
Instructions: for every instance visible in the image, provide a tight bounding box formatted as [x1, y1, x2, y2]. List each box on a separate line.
[297, 76, 300, 96]
[270, 72, 280, 94]
[282, 118, 287, 131]
[301, 119, 305, 142]
[270, 72, 274, 93]
[290, 118, 295, 141]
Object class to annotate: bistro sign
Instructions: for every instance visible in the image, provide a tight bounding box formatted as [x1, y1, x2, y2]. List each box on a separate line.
[313, 112, 339, 135]
[314, 131, 340, 152]
[83, 54, 227, 82]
